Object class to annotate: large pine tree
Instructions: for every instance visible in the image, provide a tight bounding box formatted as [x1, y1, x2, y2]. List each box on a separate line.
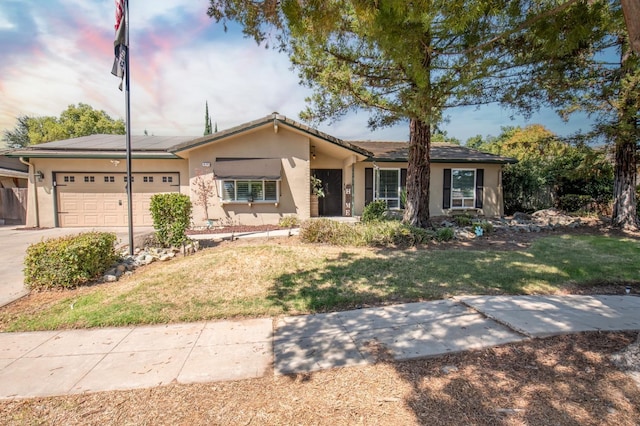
[208, 0, 638, 228]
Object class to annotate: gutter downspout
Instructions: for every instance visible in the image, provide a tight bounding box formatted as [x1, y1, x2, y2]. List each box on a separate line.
[19, 157, 39, 228]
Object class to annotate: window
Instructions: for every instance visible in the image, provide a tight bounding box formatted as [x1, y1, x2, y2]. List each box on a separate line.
[63, 176, 75, 183]
[374, 168, 401, 209]
[143, 176, 154, 183]
[451, 169, 476, 208]
[124, 176, 134, 183]
[221, 180, 279, 202]
[84, 176, 95, 183]
[104, 176, 115, 183]
[162, 176, 173, 183]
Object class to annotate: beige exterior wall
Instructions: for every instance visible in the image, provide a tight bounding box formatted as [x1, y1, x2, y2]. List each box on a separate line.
[185, 126, 311, 227]
[353, 162, 504, 218]
[21, 130, 505, 228]
[24, 158, 188, 228]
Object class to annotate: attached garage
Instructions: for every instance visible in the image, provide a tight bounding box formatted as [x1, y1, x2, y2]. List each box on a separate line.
[55, 172, 180, 227]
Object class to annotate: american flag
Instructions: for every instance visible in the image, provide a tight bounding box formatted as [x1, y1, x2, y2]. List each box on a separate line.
[111, 0, 127, 90]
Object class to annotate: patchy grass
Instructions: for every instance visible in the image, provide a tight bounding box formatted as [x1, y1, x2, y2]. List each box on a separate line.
[1, 235, 639, 332]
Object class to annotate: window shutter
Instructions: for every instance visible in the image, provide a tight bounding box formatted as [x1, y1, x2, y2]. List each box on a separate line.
[365, 168, 373, 205]
[400, 168, 407, 209]
[443, 168, 451, 209]
[475, 169, 484, 209]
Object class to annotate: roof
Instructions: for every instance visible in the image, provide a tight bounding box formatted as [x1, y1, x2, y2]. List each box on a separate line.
[170, 113, 373, 157]
[5, 114, 372, 159]
[350, 141, 517, 164]
[4, 114, 515, 164]
[0, 154, 29, 172]
[5, 135, 194, 159]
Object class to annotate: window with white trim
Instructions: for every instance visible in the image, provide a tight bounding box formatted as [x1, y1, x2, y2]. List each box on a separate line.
[374, 168, 401, 209]
[451, 169, 476, 208]
[221, 180, 279, 202]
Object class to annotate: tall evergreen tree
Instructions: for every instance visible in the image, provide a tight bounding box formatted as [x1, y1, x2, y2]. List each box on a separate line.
[204, 101, 213, 135]
[209, 0, 541, 227]
[209, 0, 638, 229]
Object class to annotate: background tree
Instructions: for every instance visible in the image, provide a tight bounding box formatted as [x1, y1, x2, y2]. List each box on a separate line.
[204, 101, 213, 135]
[471, 125, 614, 215]
[497, 0, 639, 228]
[2, 103, 124, 147]
[2, 115, 32, 148]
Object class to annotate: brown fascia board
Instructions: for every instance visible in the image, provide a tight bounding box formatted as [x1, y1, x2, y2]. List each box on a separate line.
[170, 113, 374, 158]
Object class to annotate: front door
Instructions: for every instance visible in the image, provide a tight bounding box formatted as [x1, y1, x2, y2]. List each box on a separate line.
[312, 169, 342, 216]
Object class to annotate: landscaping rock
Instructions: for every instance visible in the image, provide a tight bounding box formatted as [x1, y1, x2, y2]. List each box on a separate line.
[104, 239, 199, 283]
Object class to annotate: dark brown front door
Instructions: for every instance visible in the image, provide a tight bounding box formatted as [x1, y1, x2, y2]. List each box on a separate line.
[312, 169, 342, 216]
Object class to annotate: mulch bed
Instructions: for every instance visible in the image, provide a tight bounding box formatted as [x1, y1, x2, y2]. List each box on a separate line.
[1, 332, 639, 425]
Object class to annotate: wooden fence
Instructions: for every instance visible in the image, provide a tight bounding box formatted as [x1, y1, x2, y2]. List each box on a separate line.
[0, 188, 27, 225]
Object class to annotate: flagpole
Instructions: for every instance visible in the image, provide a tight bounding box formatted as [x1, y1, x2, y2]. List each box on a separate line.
[124, 0, 134, 256]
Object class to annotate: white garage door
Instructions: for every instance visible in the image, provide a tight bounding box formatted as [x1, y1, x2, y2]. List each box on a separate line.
[56, 172, 180, 227]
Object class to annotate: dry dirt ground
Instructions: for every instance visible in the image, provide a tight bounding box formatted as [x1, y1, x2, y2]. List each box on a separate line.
[1, 332, 639, 425]
[3, 218, 640, 424]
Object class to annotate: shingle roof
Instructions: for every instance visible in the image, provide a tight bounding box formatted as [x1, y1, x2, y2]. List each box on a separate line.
[5, 135, 194, 159]
[4, 114, 515, 164]
[350, 141, 517, 164]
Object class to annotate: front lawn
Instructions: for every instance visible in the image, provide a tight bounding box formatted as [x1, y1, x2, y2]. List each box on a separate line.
[1, 234, 638, 332]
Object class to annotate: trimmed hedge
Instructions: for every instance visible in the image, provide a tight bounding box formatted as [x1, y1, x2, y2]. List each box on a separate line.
[150, 193, 192, 247]
[24, 232, 118, 290]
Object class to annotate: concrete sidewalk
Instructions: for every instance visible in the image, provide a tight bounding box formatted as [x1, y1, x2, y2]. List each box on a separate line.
[1, 295, 639, 400]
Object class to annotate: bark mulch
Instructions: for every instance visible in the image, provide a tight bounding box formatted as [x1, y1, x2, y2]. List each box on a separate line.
[2, 332, 639, 425]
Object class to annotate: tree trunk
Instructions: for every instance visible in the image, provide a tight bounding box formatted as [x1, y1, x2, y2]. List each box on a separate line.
[611, 38, 639, 230]
[612, 137, 638, 229]
[621, 0, 640, 54]
[403, 118, 431, 228]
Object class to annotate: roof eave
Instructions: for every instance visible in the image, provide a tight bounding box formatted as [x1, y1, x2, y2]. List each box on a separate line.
[364, 157, 518, 164]
[6, 151, 180, 160]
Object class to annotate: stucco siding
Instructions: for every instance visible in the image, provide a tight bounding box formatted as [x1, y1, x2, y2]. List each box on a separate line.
[187, 126, 310, 226]
[25, 158, 189, 228]
[353, 162, 504, 218]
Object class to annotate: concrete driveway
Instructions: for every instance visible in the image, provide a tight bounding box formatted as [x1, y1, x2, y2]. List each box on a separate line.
[0, 226, 153, 307]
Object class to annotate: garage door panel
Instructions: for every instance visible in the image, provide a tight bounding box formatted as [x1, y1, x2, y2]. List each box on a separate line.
[57, 172, 179, 227]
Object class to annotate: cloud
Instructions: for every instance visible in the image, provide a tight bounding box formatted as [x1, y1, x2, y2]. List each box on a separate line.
[0, 1, 594, 148]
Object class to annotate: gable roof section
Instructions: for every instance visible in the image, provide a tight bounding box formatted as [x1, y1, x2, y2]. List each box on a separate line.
[170, 113, 373, 158]
[350, 141, 517, 164]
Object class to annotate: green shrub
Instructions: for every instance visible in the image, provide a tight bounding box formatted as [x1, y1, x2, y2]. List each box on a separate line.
[24, 232, 118, 290]
[557, 194, 593, 213]
[300, 219, 433, 247]
[150, 193, 192, 247]
[278, 215, 300, 228]
[453, 214, 473, 227]
[361, 200, 388, 223]
[435, 227, 454, 242]
[473, 220, 494, 234]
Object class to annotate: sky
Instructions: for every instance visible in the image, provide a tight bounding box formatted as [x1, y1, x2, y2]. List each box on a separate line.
[0, 0, 594, 148]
